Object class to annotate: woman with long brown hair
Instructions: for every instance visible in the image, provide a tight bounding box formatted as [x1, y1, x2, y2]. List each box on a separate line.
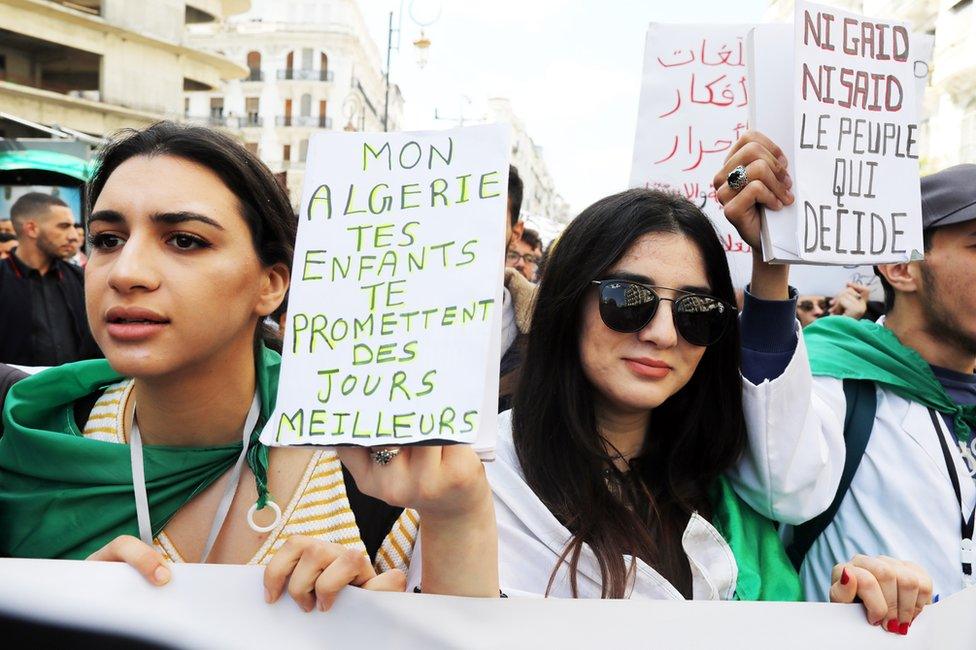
[456, 178, 933, 633]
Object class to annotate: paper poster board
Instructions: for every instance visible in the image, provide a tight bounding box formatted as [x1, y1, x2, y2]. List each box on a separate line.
[629, 24, 755, 287]
[0, 560, 973, 650]
[629, 23, 905, 296]
[751, 1, 924, 266]
[260, 125, 509, 455]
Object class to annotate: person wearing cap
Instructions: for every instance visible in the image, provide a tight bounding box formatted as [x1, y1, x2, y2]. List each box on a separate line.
[709, 131, 976, 608]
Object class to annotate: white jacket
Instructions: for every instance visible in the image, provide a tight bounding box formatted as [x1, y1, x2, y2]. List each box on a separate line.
[727, 328, 976, 601]
[407, 410, 740, 600]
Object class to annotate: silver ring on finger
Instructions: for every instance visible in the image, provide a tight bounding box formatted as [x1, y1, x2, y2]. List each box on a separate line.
[369, 448, 400, 466]
[727, 164, 749, 191]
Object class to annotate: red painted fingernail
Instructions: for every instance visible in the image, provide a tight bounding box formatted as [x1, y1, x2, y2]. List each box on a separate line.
[899, 622, 910, 636]
[840, 568, 850, 585]
[886, 620, 899, 633]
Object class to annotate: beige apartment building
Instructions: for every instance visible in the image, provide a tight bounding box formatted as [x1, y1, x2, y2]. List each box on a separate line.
[0, 0, 248, 138]
[183, 0, 404, 207]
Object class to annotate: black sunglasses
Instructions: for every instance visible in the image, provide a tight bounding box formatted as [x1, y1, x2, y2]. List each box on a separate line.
[590, 279, 736, 346]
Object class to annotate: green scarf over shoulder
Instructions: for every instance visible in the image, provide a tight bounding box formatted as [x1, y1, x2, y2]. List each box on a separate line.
[0, 346, 279, 560]
[709, 476, 803, 601]
[804, 316, 976, 443]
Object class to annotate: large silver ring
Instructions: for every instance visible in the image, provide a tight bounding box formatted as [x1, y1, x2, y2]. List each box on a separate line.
[727, 164, 749, 191]
[370, 448, 400, 466]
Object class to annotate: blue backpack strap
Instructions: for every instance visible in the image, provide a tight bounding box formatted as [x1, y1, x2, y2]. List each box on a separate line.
[786, 378, 877, 570]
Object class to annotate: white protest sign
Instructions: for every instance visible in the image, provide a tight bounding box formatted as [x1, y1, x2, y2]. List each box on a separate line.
[1, 559, 973, 650]
[630, 24, 754, 287]
[629, 23, 900, 296]
[786, 1, 923, 265]
[260, 125, 509, 454]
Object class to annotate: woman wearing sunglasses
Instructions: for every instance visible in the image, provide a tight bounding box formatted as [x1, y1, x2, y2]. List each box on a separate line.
[409, 184, 934, 631]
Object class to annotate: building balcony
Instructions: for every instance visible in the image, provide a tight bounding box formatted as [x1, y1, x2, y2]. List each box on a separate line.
[238, 114, 263, 127]
[0, 27, 101, 98]
[275, 116, 332, 128]
[277, 69, 334, 82]
[244, 69, 263, 82]
[190, 114, 263, 128]
[2, 80, 164, 135]
[50, 0, 101, 16]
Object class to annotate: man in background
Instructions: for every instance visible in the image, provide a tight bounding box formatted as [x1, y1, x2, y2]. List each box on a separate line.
[499, 165, 536, 411]
[0, 232, 17, 260]
[796, 283, 872, 327]
[69, 223, 88, 267]
[0, 192, 99, 365]
[0, 218, 14, 237]
[506, 227, 543, 282]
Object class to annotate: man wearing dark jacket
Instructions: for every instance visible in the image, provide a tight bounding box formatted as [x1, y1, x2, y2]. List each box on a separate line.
[0, 193, 100, 366]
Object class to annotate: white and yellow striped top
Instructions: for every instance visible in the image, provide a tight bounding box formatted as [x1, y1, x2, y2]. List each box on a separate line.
[82, 379, 417, 571]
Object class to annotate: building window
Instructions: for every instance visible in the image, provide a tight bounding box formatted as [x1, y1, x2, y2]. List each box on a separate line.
[184, 97, 190, 117]
[301, 48, 314, 71]
[246, 51, 262, 81]
[244, 142, 259, 155]
[283, 144, 291, 161]
[299, 139, 309, 162]
[300, 94, 312, 117]
[210, 97, 224, 118]
[320, 52, 328, 75]
[245, 97, 260, 125]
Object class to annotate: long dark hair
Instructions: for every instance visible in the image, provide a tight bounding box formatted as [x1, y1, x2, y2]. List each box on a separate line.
[511, 188, 745, 598]
[87, 121, 296, 347]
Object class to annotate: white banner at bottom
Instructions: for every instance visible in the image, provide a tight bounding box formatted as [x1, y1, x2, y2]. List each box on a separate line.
[0, 559, 971, 649]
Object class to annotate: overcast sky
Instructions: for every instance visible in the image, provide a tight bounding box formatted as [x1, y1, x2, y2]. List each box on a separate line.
[359, 0, 769, 215]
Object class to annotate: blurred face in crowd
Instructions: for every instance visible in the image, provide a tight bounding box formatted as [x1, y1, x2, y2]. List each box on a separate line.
[506, 237, 541, 282]
[578, 232, 709, 413]
[505, 199, 524, 249]
[796, 294, 829, 327]
[86, 155, 284, 379]
[0, 219, 14, 236]
[914, 221, 976, 355]
[19, 204, 78, 261]
[0, 239, 16, 259]
[75, 225, 86, 249]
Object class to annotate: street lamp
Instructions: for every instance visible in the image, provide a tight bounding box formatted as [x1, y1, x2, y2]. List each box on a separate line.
[383, 1, 441, 131]
[413, 30, 431, 69]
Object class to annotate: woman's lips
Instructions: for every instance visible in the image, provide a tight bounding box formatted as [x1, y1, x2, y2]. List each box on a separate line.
[105, 321, 168, 342]
[104, 306, 170, 342]
[623, 358, 672, 379]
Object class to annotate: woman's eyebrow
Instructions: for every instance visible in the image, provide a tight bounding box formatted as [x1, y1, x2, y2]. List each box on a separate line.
[151, 211, 225, 230]
[606, 271, 653, 284]
[88, 210, 125, 225]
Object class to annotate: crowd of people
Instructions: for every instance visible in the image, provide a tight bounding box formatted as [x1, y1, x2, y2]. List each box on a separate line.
[0, 121, 973, 639]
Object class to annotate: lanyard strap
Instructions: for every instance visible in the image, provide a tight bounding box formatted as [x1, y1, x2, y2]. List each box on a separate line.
[928, 408, 976, 579]
[129, 393, 261, 563]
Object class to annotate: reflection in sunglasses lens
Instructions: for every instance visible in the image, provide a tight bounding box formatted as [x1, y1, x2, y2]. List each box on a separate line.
[597, 280, 730, 345]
